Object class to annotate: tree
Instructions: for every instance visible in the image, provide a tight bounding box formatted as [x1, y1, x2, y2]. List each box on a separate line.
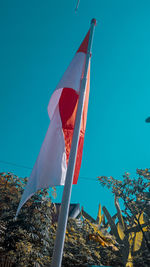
[98, 169, 150, 266]
[0, 172, 54, 266]
[0, 172, 123, 266]
[4, 171, 146, 266]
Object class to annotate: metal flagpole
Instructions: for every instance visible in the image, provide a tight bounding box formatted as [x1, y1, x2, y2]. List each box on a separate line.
[51, 18, 96, 267]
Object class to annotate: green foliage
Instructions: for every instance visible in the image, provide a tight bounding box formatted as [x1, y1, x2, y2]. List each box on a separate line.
[98, 169, 150, 266]
[62, 216, 122, 267]
[3, 170, 150, 266]
[0, 173, 122, 267]
[98, 170, 150, 221]
[0, 172, 123, 266]
[0, 172, 53, 266]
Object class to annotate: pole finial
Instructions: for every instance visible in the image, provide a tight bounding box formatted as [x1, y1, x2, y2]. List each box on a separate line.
[91, 18, 97, 26]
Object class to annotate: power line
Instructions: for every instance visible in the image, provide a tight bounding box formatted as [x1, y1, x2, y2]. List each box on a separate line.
[0, 160, 97, 181]
[0, 160, 32, 170]
[78, 176, 97, 181]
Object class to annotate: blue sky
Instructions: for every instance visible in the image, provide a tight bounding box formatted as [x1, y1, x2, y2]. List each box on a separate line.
[1, 0, 150, 218]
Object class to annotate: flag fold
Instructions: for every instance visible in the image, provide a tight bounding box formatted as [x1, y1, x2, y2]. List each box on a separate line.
[16, 29, 91, 216]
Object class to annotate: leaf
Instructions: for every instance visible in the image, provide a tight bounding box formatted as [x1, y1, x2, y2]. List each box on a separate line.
[47, 202, 51, 207]
[115, 195, 125, 230]
[102, 206, 122, 244]
[138, 212, 147, 232]
[133, 231, 143, 252]
[126, 249, 133, 267]
[117, 222, 125, 240]
[96, 204, 102, 225]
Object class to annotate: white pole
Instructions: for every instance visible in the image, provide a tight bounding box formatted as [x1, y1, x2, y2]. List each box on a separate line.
[51, 18, 96, 267]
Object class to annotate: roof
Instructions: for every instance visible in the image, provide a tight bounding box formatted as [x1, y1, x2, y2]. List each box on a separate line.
[51, 203, 80, 224]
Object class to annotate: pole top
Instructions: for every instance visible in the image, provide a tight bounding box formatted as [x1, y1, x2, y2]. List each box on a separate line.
[91, 18, 97, 26]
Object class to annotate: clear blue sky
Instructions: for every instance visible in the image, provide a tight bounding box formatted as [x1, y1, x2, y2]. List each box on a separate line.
[1, 0, 150, 218]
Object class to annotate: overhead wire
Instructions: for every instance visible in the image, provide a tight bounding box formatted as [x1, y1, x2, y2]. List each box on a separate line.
[0, 160, 32, 170]
[0, 160, 98, 181]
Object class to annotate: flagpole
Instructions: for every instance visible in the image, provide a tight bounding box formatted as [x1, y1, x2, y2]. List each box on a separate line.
[51, 18, 96, 267]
